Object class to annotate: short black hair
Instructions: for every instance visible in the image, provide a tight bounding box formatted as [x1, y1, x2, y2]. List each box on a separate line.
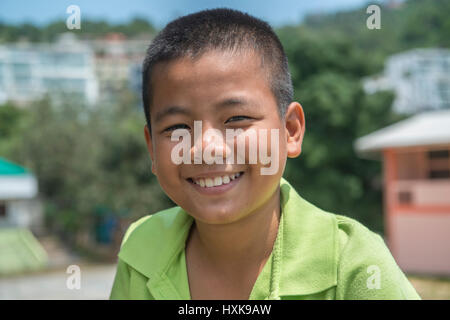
[142, 8, 293, 127]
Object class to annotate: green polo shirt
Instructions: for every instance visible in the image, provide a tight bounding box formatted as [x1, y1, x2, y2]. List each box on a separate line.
[110, 178, 420, 300]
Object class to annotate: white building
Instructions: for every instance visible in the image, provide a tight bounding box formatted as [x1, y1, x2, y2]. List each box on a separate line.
[85, 33, 149, 101]
[0, 158, 48, 275]
[0, 34, 99, 105]
[363, 48, 450, 114]
[0, 158, 43, 234]
[354, 111, 450, 275]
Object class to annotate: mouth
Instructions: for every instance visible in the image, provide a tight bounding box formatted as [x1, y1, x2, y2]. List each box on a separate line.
[186, 171, 244, 194]
[187, 172, 243, 188]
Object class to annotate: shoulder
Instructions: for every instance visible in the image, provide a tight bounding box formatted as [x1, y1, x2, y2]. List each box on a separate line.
[115, 205, 193, 281]
[111, 206, 190, 299]
[332, 214, 420, 299]
[120, 206, 184, 247]
[334, 214, 386, 258]
[333, 214, 402, 275]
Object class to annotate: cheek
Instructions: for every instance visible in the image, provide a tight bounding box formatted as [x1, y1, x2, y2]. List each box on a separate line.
[277, 131, 288, 159]
[255, 127, 285, 175]
[153, 140, 180, 172]
[230, 127, 282, 165]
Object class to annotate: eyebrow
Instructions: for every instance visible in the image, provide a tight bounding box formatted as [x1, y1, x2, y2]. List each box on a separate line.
[154, 97, 254, 122]
[154, 105, 192, 122]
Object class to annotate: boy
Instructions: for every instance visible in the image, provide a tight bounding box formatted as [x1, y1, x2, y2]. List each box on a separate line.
[110, 8, 420, 300]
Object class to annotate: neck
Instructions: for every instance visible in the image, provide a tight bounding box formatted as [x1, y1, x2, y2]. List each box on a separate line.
[188, 187, 281, 274]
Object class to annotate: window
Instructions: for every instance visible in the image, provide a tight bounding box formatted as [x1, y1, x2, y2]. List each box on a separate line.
[437, 79, 450, 106]
[12, 62, 31, 77]
[429, 170, 450, 179]
[427, 149, 450, 179]
[429, 150, 449, 159]
[398, 191, 412, 204]
[0, 203, 6, 218]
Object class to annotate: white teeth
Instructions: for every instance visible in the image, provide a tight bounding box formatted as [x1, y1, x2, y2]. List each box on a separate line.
[214, 176, 222, 186]
[192, 172, 242, 188]
[205, 178, 213, 187]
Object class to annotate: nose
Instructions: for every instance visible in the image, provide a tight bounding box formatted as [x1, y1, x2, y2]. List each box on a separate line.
[191, 121, 229, 164]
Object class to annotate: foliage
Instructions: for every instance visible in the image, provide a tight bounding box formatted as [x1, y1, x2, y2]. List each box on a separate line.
[0, 17, 156, 42]
[276, 0, 449, 232]
[0, 102, 27, 157]
[304, 0, 450, 56]
[0, 93, 171, 246]
[276, 27, 407, 232]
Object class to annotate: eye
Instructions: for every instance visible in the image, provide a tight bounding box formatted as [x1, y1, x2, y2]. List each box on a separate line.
[163, 123, 190, 133]
[225, 115, 252, 123]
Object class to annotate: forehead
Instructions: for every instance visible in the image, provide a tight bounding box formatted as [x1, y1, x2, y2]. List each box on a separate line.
[152, 49, 267, 83]
[149, 49, 276, 115]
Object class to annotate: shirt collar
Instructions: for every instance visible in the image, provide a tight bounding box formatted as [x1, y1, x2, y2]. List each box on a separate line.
[118, 178, 338, 299]
[118, 205, 192, 298]
[276, 179, 338, 297]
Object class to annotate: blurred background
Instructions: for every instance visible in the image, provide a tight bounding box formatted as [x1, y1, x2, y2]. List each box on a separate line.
[0, 0, 449, 299]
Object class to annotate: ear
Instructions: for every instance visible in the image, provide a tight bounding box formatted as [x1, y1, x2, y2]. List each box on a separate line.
[284, 102, 305, 158]
[144, 124, 157, 174]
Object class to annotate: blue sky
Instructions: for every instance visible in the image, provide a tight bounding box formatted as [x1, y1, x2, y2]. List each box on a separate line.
[0, 0, 379, 27]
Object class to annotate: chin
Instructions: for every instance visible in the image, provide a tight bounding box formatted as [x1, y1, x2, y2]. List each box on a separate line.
[191, 205, 245, 225]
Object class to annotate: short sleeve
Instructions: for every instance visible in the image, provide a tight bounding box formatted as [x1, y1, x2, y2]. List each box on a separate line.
[109, 217, 156, 300]
[109, 258, 131, 300]
[109, 220, 140, 300]
[335, 217, 421, 300]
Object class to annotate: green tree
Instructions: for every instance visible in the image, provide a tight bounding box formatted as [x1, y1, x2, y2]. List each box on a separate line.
[278, 27, 406, 233]
[0, 102, 27, 157]
[10, 94, 170, 249]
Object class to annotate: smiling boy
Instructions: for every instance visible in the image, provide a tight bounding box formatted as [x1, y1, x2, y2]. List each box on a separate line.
[109, 8, 420, 300]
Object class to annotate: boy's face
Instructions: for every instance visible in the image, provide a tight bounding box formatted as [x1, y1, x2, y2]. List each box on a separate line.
[145, 49, 304, 224]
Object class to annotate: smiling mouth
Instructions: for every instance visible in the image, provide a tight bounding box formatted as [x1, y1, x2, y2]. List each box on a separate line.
[187, 172, 244, 188]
